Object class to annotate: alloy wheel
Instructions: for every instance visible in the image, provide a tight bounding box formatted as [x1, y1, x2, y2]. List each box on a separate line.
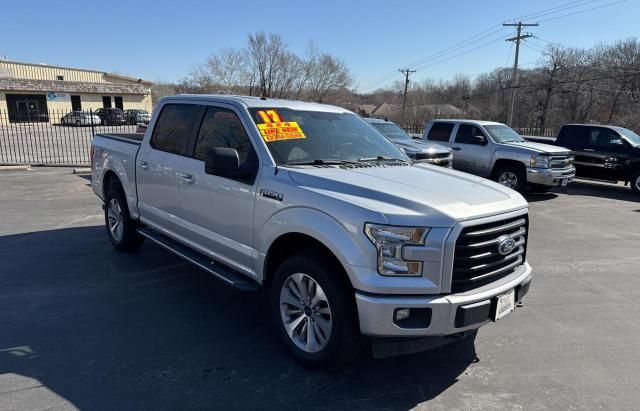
[279, 273, 332, 353]
[107, 198, 124, 242]
[498, 171, 519, 189]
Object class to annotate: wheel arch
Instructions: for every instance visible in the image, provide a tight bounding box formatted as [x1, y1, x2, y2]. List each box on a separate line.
[491, 158, 527, 178]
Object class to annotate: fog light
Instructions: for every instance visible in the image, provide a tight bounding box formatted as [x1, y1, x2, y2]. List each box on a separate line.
[394, 308, 411, 322]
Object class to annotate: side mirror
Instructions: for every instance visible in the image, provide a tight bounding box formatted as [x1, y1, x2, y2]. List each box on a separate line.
[204, 147, 240, 176]
[473, 135, 487, 145]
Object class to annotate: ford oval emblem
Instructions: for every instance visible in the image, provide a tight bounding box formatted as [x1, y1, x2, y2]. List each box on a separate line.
[497, 236, 517, 255]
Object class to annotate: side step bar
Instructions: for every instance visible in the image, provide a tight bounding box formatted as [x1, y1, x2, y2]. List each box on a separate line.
[136, 227, 259, 292]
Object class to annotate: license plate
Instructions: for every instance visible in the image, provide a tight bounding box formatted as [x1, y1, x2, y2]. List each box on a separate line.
[561, 179, 569, 187]
[494, 289, 515, 321]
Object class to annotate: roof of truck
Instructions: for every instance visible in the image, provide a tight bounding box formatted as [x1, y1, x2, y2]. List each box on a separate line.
[430, 119, 505, 126]
[164, 94, 351, 113]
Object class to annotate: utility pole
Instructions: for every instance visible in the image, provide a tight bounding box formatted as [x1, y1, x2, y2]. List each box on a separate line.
[503, 21, 538, 126]
[399, 68, 416, 125]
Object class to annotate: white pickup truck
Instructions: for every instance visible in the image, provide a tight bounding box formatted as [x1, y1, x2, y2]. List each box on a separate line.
[91, 95, 533, 367]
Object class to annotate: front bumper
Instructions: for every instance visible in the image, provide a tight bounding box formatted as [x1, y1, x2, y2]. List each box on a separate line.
[527, 166, 575, 186]
[355, 262, 532, 337]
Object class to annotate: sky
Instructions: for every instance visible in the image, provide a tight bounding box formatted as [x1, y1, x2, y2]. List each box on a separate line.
[1, 0, 637, 92]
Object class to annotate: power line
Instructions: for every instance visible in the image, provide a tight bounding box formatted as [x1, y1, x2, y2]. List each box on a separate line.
[538, 0, 627, 22]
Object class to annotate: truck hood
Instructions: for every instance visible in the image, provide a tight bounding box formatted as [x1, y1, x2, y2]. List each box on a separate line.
[503, 140, 571, 154]
[287, 164, 527, 227]
[392, 139, 450, 154]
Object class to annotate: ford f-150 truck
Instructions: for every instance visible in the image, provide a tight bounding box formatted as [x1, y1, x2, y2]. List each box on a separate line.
[423, 119, 575, 193]
[91, 95, 533, 367]
[526, 124, 640, 195]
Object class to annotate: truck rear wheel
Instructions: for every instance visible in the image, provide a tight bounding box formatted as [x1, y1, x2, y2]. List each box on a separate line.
[495, 166, 527, 192]
[104, 183, 144, 252]
[631, 171, 640, 195]
[270, 253, 362, 368]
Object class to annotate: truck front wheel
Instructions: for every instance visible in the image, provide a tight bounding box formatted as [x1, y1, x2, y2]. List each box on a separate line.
[104, 184, 144, 251]
[495, 166, 527, 192]
[270, 253, 362, 368]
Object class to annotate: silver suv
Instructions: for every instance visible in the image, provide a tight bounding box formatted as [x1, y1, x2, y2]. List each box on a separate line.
[423, 120, 575, 192]
[92, 96, 533, 367]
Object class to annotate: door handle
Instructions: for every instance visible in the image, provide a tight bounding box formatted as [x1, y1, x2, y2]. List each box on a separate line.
[583, 148, 595, 152]
[177, 172, 194, 185]
[452, 147, 462, 151]
[139, 160, 149, 170]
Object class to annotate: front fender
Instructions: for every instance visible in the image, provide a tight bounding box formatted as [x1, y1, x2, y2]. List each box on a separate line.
[254, 206, 376, 284]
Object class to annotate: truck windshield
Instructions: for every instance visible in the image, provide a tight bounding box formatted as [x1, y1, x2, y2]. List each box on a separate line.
[484, 125, 526, 143]
[612, 126, 640, 147]
[248, 108, 408, 165]
[370, 122, 411, 141]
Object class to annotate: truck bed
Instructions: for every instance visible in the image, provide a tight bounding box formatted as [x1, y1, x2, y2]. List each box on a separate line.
[96, 133, 144, 145]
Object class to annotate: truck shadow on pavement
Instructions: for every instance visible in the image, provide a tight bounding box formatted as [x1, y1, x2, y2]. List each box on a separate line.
[0, 225, 477, 410]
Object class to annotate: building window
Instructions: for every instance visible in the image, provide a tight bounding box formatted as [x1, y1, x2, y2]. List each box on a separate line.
[71, 95, 82, 111]
[114, 96, 123, 110]
[56, 75, 64, 81]
[5, 94, 49, 123]
[102, 96, 112, 108]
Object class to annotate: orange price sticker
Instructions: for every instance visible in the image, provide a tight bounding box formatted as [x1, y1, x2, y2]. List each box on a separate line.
[256, 109, 305, 142]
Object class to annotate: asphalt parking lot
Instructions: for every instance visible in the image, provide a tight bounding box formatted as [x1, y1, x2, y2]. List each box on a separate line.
[1, 168, 639, 410]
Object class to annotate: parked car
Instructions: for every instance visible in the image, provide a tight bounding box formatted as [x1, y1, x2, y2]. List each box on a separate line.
[124, 109, 151, 125]
[92, 95, 533, 367]
[94, 108, 126, 126]
[423, 119, 575, 192]
[526, 124, 640, 195]
[60, 111, 101, 126]
[364, 118, 453, 167]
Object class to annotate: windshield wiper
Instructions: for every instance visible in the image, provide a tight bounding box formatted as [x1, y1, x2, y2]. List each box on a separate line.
[283, 159, 361, 166]
[357, 156, 409, 163]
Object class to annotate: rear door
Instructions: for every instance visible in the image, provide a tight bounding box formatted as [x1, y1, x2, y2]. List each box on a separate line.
[451, 123, 491, 175]
[175, 104, 260, 274]
[136, 103, 201, 236]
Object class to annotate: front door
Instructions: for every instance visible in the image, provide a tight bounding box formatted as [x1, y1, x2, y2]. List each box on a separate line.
[177, 104, 260, 274]
[136, 103, 200, 237]
[578, 127, 628, 181]
[451, 123, 491, 176]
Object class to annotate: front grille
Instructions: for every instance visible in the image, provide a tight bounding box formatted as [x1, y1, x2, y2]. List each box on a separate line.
[452, 215, 528, 293]
[549, 155, 573, 169]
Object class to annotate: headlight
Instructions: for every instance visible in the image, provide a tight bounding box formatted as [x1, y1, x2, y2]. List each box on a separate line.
[364, 224, 428, 276]
[530, 154, 550, 168]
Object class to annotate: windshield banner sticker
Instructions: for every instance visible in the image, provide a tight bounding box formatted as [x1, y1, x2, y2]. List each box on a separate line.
[256, 110, 306, 142]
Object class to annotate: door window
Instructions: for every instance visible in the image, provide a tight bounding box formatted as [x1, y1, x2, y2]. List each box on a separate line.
[588, 128, 621, 148]
[193, 107, 258, 184]
[426, 122, 454, 142]
[114, 96, 123, 110]
[454, 124, 486, 144]
[102, 96, 112, 108]
[150, 104, 199, 156]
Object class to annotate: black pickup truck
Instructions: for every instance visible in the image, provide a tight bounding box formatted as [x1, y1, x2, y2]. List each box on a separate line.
[527, 124, 640, 195]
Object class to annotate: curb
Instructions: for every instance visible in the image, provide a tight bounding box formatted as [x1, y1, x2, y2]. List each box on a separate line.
[0, 165, 31, 171]
[73, 168, 92, 174]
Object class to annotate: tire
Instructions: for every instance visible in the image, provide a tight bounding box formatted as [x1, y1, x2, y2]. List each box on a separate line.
[130, 118, 136, 125]
[61, 118, 66, 125]
[270, 253, 362, 368]
[529, 183, 552, 193]
[631, 170, 640, 195]
[75, 120, 81, 127]
[494, 165, 527, 192]
[104, 182, 144, 252]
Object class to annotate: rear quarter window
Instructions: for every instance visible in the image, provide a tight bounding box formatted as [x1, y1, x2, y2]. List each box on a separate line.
[558, 126, 588, 146]
[427, 122, 454, 142]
